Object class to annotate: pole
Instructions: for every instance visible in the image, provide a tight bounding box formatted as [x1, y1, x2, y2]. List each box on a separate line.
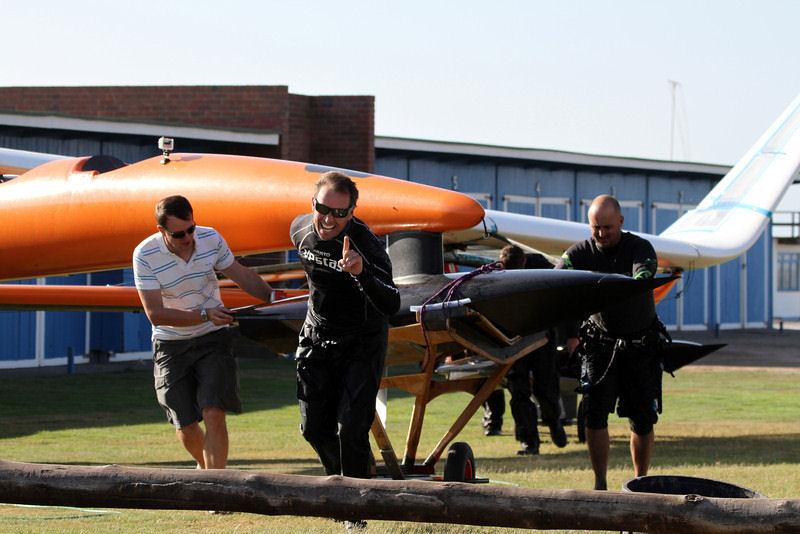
[67, 346, 75, 375]
[668, 80, 679, 160]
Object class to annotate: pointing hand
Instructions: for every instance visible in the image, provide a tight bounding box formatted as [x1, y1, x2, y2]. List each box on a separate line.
[338, 235, 363, 275]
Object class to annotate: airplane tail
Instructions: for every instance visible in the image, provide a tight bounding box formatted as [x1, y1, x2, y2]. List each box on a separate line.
[446, 93, 800, 272]
[656, 92, 800, 269]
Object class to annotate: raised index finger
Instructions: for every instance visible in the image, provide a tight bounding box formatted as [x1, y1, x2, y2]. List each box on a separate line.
[342, 235, 350, 254]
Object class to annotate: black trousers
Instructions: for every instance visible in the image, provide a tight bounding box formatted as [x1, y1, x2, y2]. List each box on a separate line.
[296, 322, 387, 479]
[483, 341, 562, 444]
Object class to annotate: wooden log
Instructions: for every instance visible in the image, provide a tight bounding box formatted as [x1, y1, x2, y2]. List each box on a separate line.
[0, 461, 800, 533]
[0, 460, 798, 532]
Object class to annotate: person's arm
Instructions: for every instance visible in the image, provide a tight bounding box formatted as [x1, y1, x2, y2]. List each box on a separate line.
[632, 240, 658, 280]
[555, 246, 580, 352]
[219, 260, 273, 302]
[355, 257, 401, 316]
[136, 288, 232, 326]
[339, 235, 401, 317]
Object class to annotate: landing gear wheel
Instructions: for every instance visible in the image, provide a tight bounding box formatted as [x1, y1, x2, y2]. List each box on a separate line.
[576, 398, 586, 443]
[443, 442, 476, 482]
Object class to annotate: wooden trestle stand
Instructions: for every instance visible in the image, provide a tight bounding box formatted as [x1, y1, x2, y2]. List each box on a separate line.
[371, 301, 547, 481]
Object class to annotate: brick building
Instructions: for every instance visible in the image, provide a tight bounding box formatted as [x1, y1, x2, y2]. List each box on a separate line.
[0, 85, 374, 171]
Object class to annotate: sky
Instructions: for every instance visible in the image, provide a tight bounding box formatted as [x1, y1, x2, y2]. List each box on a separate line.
[3, 0, 800, 204]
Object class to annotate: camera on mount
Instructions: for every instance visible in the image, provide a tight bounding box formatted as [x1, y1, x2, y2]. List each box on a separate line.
[158, 137, 174, 164]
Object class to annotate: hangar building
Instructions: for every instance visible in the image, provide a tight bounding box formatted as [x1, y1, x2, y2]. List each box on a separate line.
[0, 86, 772, 369]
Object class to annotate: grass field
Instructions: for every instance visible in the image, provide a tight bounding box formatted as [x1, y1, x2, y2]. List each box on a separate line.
[0, 357, 798, 533]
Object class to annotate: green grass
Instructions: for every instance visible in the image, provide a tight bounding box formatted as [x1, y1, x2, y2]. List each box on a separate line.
[0, 359, 798, 533]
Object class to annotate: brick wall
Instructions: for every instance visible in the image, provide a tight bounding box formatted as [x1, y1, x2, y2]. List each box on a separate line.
[310, 96, 375, 172]
[0, 86, 374, 171]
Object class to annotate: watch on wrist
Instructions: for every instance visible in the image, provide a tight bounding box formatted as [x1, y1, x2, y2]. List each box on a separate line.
[199, 308, 208, 322]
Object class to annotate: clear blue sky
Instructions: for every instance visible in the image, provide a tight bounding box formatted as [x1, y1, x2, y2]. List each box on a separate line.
[3, 1, 799, 194]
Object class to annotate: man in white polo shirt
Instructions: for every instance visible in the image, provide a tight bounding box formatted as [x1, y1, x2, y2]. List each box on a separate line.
[133, 195, 273, 471]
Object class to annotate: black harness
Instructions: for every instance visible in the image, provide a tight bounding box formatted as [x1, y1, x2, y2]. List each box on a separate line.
[576, 318, 671, 393]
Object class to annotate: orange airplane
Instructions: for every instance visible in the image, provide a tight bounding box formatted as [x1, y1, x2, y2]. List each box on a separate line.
[0, 142, 676, 481]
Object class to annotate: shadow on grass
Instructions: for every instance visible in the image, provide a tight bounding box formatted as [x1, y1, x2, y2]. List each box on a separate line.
[38, 457, 319, 468]
[477, 433, 800, 472]
[0, 358, 299, 439]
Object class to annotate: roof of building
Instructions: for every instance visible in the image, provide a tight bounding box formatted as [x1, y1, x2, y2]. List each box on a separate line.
[376, 136, 731, 176]
[0, 112, 279, 146]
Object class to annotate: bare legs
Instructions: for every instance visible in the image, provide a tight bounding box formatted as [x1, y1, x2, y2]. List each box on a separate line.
[631, 430, 654, 477]
[176, 407, 229, 469]
[586, 426, 654, 490]
[586, 427, 610, 490]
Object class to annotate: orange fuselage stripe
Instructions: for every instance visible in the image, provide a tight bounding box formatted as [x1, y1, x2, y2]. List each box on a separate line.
[0, 284, 307, 310]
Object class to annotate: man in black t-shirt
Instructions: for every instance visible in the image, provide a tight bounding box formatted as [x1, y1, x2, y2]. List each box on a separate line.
[557, 194, 665, 490]
[290, 172, 400, 486]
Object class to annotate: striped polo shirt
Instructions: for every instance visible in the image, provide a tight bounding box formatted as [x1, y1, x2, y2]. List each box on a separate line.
[133, 226, 235, 341]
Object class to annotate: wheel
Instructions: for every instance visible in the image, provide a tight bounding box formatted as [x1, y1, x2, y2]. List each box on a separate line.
[443, 442, 476, 482]
[576, 398, 586, 444]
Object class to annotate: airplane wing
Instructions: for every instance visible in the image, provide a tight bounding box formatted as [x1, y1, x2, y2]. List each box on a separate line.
[0, 272, 307, 311]
[0, 147, 68, 176]
[237, 269, 676, 360]
[446, 92, 800, 271]
[0, 283, 307, 312]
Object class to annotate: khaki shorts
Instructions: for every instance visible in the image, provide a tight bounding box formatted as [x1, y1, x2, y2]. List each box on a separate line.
[153, 328, 241, 429]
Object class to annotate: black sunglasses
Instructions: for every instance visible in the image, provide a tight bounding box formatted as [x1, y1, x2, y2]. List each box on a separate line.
[313, 199, 352, 218]
[164, 224, 196, 239]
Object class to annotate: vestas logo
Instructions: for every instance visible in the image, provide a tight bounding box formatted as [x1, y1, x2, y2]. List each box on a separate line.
[300, 248, 342, 271]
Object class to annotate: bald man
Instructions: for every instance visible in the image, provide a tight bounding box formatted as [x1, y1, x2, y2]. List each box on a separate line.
[557, 194, 668, 490]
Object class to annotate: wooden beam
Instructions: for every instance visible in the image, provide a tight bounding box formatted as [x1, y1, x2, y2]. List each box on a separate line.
[0, 460, 796, 533]
[370, 416, 404, 480]
[401, 348, 436, 468]
[424, 359, 514, 467]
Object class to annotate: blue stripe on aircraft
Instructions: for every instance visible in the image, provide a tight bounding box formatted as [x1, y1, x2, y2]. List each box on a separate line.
[700, 202, 773, 218]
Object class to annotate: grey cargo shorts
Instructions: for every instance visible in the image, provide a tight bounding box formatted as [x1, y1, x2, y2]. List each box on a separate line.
[153, 328, 241, 428]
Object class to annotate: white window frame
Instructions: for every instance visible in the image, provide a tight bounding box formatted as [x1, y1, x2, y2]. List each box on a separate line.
[502, 194, 572, 220]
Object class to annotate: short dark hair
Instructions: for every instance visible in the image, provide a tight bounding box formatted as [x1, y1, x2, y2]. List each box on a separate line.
[314, 171, 359, 207]
[155, 195, 193, 227]
[499, 245, 526, 270]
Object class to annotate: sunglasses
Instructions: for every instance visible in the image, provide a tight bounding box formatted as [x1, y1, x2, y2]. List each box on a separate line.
[164, 224, 196, 239]
[313, 199, 352, 218]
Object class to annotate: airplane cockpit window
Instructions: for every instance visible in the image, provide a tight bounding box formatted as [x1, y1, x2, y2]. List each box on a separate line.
[80, 155, 127, 174]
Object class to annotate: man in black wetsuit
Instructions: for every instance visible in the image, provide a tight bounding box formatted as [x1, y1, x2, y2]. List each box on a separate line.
[290, 171, 400, 496]
[557, 194, 666, 490]
[482, 245, 568, 455]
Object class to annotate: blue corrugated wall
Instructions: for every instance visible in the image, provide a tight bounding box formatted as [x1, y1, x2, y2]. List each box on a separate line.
[0, 280, 37, 362]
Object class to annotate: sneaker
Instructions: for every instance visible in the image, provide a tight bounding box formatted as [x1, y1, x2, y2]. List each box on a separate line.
[516, 442, 539, 455]
[484, 426, 502, 436]
[208, 510, 233, 515]
[548, 421, 568, 448]
[343, 519, 367, 530]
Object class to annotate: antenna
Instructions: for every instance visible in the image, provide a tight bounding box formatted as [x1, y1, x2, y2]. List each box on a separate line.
[668, 80, 691, 160]
[668, 80, 679, 160]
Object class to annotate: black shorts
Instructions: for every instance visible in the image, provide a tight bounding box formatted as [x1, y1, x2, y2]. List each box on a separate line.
[581, 341, 662, 434]
[153, 328, 241, 429]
